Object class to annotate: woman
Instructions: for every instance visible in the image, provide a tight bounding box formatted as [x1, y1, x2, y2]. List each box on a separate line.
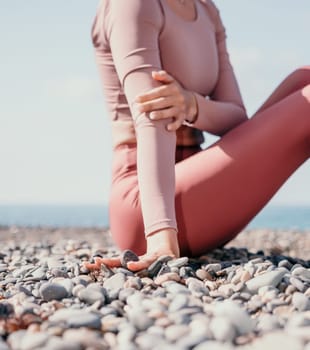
[86, 0, 310, 271]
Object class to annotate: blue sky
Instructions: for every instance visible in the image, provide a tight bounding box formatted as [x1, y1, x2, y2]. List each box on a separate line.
[0, 1, 309, 205]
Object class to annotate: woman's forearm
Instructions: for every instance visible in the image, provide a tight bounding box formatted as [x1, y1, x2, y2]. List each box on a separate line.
[189, 92, 248, 136]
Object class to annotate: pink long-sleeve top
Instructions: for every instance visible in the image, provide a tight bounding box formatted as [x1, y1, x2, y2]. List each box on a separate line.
[92, 0, 244, 236]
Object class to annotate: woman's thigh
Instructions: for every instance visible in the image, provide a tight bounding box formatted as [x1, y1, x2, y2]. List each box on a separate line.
[175, 86, 310, 256]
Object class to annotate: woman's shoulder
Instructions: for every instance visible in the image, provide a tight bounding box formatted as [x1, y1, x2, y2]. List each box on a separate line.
[92, 0, 164, 47]
[199, 0, 221, 20]
[102, 0, 163, 17]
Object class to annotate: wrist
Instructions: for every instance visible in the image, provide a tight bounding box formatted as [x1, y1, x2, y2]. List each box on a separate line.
[185, 91, 198, 124]
[146, 228, 180, 258]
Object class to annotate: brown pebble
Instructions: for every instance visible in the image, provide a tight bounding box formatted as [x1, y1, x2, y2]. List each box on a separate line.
[241, 270, 251, 283]
[154, 272, 181, 285]
[272, 305, 294, 317]
[155, 317, 172, 327]
[196, 269, 214, 281]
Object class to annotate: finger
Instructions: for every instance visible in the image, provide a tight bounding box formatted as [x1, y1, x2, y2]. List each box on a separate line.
[138, 96, 176, 114]
[83, 257, 121, 271]
[167, 116, 185, 131]
[152, 70, 174, 84]
[149, 106, 180, 121]
[126, 255, 157, 271]
[135, 85, 172, 103]
[98, 257, 122, 268]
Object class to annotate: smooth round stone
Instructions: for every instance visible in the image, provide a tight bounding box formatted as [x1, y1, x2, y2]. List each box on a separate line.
[256, 314, 281, 333]
[124, 276, 143, 290]
[72, 284, 85, 297]
[56, 278, 74, 296]
[195, 269, 213, 281]
[69, 313, 102, 329]
[120, 250, 139, 268]
[72, 275, 92, 286]
[0, 340, 9, 350]
[148, 256, 173, 277]
[168, 294, 189, 312]
[245, 269, 286, 294]
[47, 257, 64, 269]
[292, 267, 310, 280]
[118, 287, 136, 302]
[39, 282, 68, 301]
[286, 314, 310, 328]
[100, 306, 119, 317]
[154, 273, 181, 285]
[104, 273, 126, 300]
[212, 300, 255, 335]
[278, 259, 293, 270]
[136, 333, 165, 349]
[117, 325, 136, 344]
[176, 334, 209, 349]
[165, 281, 189, 294]
[102, 316, 125, 332]
[147, 326, 165, 336]
[7, 330, 27, 350]
[167, 257, 189, 269]
[290, 277, 306, 292]
[190, 318, 212, 338]
[126, 292, 145, 308]
[165, 324, 190, 342]
[292, 292, 310, 311]
[44, 336, 83, 350]
[29, 267, 47, 280]
[78, 284, 106, 305]
[62, 328, 104, 348]
[193, 341, 234, 350]
[210, 316, 236, 342]
[49, 308, 100, 328]
[186, 277, 209, 297]
[20, 332, 50, 350]
[250, 332, 304, 350]
[241, 270, 252, 283]
[127, 308, 154, 331]
[205, 263, 222, 273]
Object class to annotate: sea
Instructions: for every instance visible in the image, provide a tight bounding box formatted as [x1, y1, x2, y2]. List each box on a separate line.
[0, 204, 310, 230]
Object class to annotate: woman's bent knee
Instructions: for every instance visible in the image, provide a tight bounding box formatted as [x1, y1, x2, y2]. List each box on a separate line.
[291, 66, 310, 89]
[301, 83, 310, 102]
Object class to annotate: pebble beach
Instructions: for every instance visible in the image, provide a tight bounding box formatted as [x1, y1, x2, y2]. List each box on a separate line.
[0, 226, 309, 350]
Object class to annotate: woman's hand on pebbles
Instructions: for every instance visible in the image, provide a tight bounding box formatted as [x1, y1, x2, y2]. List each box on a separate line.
[84, 228, 180, 272]
[134, 70, 198, 131]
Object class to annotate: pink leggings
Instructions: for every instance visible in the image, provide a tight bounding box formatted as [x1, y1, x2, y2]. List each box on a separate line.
[109, 67, 310, 257]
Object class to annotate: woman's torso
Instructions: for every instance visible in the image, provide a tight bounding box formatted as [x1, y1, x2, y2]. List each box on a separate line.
[92, 0, 220, 149]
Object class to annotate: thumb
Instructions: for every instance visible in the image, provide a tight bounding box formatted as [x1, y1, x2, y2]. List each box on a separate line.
[152, 70, 174, 83]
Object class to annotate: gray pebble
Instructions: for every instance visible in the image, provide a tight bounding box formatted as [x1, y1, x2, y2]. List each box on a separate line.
[290, 276, 306, 292]
[20, 332, 50, 350]
[257, 314, 281, 333]
[127, 308, 153, 331]
[165, 282, 190, 295]
[50, 308, 101, 329]
[209, 316, 236, 342]
[169, 294, 189, 312]
[78, 284, 106, 305]
[292, 292, 310, 311]
[167, 257, 189, 269]
[245, 269, 286, 294]
[193, 341, 234, 350]
[120, 250, 139, 268]
[213, 300, 255, 335]
[40, 282, 68, 301]
[165, 324, 190, 342]
[103, 272, 126, 299]
[44, 336, 83, 350]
